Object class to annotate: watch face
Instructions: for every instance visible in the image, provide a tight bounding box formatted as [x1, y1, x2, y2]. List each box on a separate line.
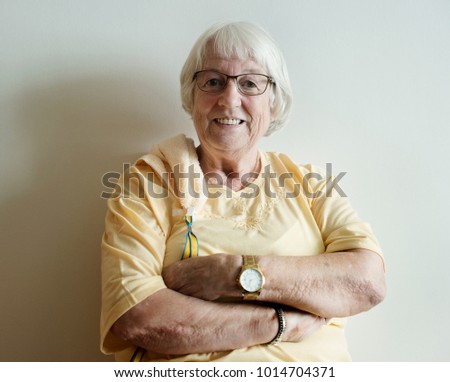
[240, 268, 264, 292]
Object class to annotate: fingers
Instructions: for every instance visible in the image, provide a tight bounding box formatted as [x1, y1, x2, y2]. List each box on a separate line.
[163, 254, 239, 299]
[284, 310, 328, 342]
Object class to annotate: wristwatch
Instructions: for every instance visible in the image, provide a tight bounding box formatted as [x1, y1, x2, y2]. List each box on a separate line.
[237, 255, 265, 300]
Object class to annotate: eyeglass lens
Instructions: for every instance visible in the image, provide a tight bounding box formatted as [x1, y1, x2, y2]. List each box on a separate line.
[195, 71, 270, 95]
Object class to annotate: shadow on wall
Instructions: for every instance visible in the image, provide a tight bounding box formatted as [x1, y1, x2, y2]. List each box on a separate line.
[0, 72, 184, 361]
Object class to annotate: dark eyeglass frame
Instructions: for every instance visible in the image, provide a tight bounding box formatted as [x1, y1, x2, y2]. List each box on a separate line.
[193, 70, 275, 96]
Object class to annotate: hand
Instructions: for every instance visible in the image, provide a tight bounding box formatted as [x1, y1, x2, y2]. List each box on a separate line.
[283, 309, 329, 342]
[162, 253, 242, 301]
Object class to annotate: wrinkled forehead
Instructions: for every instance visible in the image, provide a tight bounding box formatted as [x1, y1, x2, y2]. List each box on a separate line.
[201, 37, 266, 71]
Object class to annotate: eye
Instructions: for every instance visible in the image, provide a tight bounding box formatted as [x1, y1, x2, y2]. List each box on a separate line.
[198, 71, 226, 91]
[238, 75, 266, 93]
[240, 79, 258, 89]
[205, 78, 224, 88]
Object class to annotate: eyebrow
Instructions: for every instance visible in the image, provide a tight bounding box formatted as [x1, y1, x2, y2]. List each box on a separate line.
[202, 68, 267, 75]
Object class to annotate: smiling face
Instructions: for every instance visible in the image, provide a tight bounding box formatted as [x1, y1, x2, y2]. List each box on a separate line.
[191, 54, 273, 157]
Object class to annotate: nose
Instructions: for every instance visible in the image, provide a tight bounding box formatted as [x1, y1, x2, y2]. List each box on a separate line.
[217, 78, 242, 108]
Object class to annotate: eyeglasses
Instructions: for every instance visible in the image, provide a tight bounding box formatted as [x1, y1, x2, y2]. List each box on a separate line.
[193, 70, 274, 96]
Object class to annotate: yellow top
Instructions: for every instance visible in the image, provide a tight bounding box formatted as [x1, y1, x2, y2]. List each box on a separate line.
[100, 134, 383, 362]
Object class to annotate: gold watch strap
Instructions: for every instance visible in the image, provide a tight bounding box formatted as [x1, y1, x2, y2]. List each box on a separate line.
[243, 291, 260, 300]
[243, 255, 257, 267]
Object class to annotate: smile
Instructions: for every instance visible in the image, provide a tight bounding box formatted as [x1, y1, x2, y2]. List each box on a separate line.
[214, 118, 244, 125]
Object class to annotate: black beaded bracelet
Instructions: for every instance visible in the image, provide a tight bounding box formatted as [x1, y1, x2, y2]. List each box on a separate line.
[268, 307, 286, 345]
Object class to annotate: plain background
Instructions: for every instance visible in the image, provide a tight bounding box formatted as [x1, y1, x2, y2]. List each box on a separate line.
[1, 0, 449, 361]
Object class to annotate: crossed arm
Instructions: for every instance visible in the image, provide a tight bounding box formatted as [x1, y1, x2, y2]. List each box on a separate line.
[111, 248, 386, 355]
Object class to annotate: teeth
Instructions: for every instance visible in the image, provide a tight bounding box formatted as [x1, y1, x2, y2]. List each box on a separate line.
[216, 118, 241, 125]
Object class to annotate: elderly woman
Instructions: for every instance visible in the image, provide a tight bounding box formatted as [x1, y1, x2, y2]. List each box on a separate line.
[100, 21, 386, 362]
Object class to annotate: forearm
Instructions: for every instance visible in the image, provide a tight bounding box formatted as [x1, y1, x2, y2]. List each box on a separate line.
[111, 288, 278, 355]
[258, 249, 386, 317]
[161, 249, 386, 320]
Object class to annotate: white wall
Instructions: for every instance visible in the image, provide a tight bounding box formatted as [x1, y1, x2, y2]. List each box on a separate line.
[1, 0, 449, 361]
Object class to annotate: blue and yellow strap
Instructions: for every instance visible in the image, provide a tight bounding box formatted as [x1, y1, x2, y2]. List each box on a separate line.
[130, 208, 199, 361]
[130, 346, 146, 362]
[181, 212, 199, 260]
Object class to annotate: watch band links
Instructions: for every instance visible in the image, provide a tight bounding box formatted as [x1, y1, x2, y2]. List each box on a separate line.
[243, 254, 258, 267]
[243, 291, 260, 300]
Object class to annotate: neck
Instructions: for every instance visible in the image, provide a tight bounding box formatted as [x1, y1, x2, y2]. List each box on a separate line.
[197, 145, 261, 191]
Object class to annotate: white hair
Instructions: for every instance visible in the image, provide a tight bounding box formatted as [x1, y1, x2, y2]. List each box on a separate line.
[180, 22, 292, 135]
